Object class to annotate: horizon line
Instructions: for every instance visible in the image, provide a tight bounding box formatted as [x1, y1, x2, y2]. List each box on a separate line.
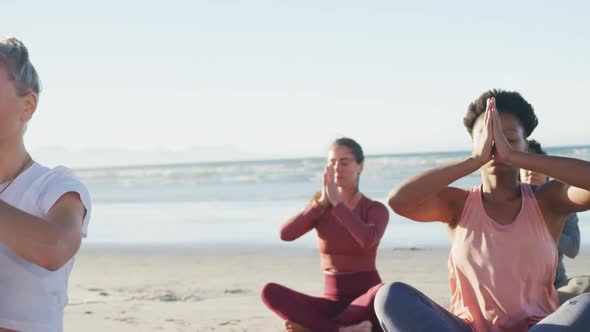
[69, 143, 590, 171]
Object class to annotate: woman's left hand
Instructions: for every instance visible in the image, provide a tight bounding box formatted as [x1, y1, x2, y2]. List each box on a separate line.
[490, 97, 514, 164]
[325, 164, 342, 206]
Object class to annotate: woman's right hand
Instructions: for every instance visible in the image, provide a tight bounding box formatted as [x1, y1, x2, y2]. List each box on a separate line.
[471, 97, 494, 166]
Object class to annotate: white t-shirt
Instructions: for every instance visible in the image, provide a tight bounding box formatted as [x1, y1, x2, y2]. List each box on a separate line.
[0, 163, 91, 332]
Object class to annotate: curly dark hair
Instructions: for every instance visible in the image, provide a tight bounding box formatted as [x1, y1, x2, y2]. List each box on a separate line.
[526, 139, 547, 155]
[464, 89, 538, 138]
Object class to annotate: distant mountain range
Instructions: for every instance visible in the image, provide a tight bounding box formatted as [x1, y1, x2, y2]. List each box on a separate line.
[30, 144, 589, 169]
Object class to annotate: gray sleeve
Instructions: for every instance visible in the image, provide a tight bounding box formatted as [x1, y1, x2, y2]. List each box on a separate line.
[557, 213, 580, 258]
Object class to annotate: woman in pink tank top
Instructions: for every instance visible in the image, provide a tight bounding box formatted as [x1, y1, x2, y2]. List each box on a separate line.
[374, 90, 590, 332]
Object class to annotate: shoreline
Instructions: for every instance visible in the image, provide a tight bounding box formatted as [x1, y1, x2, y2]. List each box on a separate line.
[79, 242, 590, 254]
[79, 242, 452, 253]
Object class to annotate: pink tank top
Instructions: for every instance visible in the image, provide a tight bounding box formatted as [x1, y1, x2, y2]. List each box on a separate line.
[448, 184, 558, 332]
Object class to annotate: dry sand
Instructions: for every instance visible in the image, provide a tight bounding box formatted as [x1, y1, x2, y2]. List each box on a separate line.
[64, 245, 590, 332]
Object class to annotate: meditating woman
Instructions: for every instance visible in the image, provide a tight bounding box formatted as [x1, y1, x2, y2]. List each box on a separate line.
[262, 138, 389, 332]
[375, 90, 590, 332]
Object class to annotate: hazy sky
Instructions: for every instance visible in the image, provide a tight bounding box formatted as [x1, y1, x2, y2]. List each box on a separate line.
[4, 0, 589, 165]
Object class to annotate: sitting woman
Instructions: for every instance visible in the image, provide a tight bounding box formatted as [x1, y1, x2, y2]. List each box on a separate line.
[375, 90, 590, 332]
[261, 138, 389, 332]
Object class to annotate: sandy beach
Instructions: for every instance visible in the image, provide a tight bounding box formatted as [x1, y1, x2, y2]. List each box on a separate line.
[63, 245, 590, 332]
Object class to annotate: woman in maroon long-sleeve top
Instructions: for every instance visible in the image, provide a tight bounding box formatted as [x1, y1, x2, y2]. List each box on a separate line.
[261, 138, 389, 332]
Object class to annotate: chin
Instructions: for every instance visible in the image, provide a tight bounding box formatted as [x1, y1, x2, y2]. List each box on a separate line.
[335, 179, 352, 188]
[487, 164, 516, 175]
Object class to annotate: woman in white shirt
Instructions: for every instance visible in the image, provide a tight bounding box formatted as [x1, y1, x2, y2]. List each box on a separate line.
[0, 37, 91, 332]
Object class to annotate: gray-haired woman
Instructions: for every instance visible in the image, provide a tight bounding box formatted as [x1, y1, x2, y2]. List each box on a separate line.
[0, 37, 91, 332]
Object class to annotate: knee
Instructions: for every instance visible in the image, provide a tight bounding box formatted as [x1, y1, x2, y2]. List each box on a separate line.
[567, 292, 590, 306]
[261, 282, 283, 304]
[376, 282, 413, 301]
[374, 282, 413, 316]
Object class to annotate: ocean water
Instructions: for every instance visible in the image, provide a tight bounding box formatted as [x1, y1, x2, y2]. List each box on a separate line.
[76, 146, 590, 248]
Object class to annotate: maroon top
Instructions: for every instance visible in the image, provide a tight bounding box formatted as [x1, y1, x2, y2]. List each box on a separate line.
[280, 194, 389, 273]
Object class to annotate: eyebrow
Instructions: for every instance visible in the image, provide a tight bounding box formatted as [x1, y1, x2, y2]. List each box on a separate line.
[503, 128, 521, 134]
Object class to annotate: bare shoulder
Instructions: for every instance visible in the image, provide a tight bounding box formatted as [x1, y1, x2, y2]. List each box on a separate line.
[533, 180, 571, 240]
[534, 180, 569, 216]
[393, 186, 470, 226]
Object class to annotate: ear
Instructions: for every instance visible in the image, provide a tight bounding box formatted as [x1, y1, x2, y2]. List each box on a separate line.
[21, 91, 38, 121]
[524, 140, 529, 153]
[358, 162, 364, 174]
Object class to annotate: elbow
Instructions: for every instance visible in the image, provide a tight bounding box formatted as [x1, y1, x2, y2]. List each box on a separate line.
[387, 190, 400, 212]
[32, 241, 80, 272]
[388, 185, 413, 216]
[42, 260, 67, 272]
[388, 191, 409, 216]
[571, 242, 581, 258]
[280, 234, 293, 242]
[279, 229, 295, 242]
[34, 252, 71, 271]
[561, 239, 581, 258]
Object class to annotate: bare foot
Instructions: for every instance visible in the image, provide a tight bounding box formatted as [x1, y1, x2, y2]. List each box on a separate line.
[285, 320, 313, 332]
[339, 320, 372, 332]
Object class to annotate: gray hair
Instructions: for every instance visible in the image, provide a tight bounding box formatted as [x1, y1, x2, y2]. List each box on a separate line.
[0, 37, 41, 96]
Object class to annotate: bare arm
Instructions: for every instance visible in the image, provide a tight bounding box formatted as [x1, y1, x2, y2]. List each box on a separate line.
[388, 158, 476, 225]
[0, 192, 86, 271]
[511, 153, 590, 195]
[510, 152, 590, 214]
[388, 100, 496, 225]
[489, 103, 590, 216]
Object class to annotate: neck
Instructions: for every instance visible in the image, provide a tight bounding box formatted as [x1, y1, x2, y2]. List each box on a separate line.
[481, 170, 521, 201]
[0, 136, 29, 183]
[338, 185, 360, 204]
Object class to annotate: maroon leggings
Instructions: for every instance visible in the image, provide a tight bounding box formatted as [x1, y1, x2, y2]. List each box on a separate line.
[261, 270, 384, 332]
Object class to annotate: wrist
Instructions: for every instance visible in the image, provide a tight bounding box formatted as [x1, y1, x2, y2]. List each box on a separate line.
[468, 156, 486, 169]
[314, 198, 329, 208]
[502, 150, 522, 167]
